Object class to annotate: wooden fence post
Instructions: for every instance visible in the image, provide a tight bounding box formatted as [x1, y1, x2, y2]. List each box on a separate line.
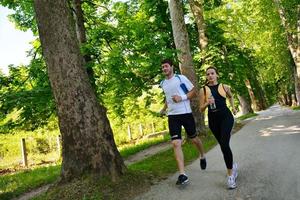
[151, 122, 155, 134]
[21, 138, 28, 167]
[127, 125, 132, 140]
[139, 123, 144, 136]
[57, 135, 61, 156]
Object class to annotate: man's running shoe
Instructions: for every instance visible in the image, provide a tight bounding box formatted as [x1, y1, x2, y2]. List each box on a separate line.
[176, 174, 189, 185]
[200, 158, 207, 170]
[227, 175, 237, 189]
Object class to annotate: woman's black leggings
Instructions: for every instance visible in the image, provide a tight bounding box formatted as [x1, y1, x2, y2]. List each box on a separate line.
[208, 107, 234, 169]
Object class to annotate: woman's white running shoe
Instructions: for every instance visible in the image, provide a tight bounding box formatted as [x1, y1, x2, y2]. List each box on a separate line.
[227, 175, 237, 189]
[227, 163, 238, 189]
[233, 163, 238, 179]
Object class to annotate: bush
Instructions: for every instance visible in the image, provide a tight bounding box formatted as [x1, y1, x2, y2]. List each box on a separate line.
[34, 138, 51, 154]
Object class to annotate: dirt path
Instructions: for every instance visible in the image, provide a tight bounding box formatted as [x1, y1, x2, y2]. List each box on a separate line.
[124, 142, 171, 166]
[14, 184, 53, 200]
[134, 104, 300, 200]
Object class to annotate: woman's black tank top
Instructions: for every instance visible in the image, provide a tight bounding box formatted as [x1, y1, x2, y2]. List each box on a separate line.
[208, 84, 227, 112]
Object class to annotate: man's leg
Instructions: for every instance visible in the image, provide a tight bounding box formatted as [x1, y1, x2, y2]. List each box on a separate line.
[183, 113, 206, 169]
[191, 137, 205, 158]
[168, 115, 185, 175]
[172, 139, 185, 174]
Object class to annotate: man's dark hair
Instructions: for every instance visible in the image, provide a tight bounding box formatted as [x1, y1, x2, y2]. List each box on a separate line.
[161, 59, 174, 67]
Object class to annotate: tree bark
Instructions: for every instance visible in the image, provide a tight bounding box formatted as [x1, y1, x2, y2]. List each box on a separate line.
[244, 79, 259, 111]
[249, 74, 267, 110]
[296, 5, 300, 104]
[34, 0, 125, 182]
[72, 0, 97, 91]
[168, 0, 206, 135]
[189, 0, 208, 50]
[274, 0, 300, 105]
[237, 94, 253, 115]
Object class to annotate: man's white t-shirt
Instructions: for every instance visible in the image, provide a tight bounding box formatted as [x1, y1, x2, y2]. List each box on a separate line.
[160, 74, 194, 115]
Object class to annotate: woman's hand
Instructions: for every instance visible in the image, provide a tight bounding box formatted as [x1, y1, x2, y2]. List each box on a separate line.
[232, 108, 237, 115]
[207, 97, 215, 105]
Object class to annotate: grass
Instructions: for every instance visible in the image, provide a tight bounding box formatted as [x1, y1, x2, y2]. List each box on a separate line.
[237, 112, 258, 121]
[128, 133, 216, 178]
[32, 169, 153, 200]
[118, 134, 170, 159]
[0, 165, 60, 200]
[292, 106, 300, 110]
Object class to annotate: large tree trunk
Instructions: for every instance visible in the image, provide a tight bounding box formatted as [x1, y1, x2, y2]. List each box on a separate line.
[274, 0, 300, 105]
[34, 0, 125, 182]
[168, 0, 206, 135]
[237, 94, 253, 115]
[189, 0, 208, 50]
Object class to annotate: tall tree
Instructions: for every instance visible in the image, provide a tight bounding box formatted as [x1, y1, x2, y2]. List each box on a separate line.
[168, 0, 206, 134]
[189, 0, 208, 50]
[72, 0, 97, 91]
[274, 0, 300, 105]
[34, 0, 125, 181]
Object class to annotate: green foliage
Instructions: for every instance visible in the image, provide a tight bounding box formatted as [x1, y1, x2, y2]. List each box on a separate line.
[34, 138, 51, 155]
[0, 0, 175, 131]
[0, 57, 55, 132]
[203, 0, 222, 11]
[83, 0, 175, 117]
[206, 0, 294, 105]
[1, 0, 37, 33]
[194, 18, 256, 105]
[0, 129, 60, 170]
[0, 0, 296, 132]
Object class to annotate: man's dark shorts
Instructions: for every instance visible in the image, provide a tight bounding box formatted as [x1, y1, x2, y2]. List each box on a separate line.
[168, 113, 197, 140]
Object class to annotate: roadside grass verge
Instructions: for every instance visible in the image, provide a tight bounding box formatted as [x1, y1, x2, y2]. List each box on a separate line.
[292, 106, 300, 110]
[0, 165, 60, 200]
[119, 134, 170, 159]
[237, 112, 258, 121]
[128, 132, 217, 178]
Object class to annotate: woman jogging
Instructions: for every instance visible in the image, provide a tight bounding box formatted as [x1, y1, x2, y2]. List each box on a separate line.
[199, 66, 238, 189]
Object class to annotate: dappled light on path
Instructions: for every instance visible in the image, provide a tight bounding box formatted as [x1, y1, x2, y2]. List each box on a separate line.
[259, 124, 300, 137]
[134, 104, 300, 200]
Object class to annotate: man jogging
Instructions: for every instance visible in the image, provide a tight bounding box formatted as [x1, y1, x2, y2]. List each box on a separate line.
[159, 59, 206, 185]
